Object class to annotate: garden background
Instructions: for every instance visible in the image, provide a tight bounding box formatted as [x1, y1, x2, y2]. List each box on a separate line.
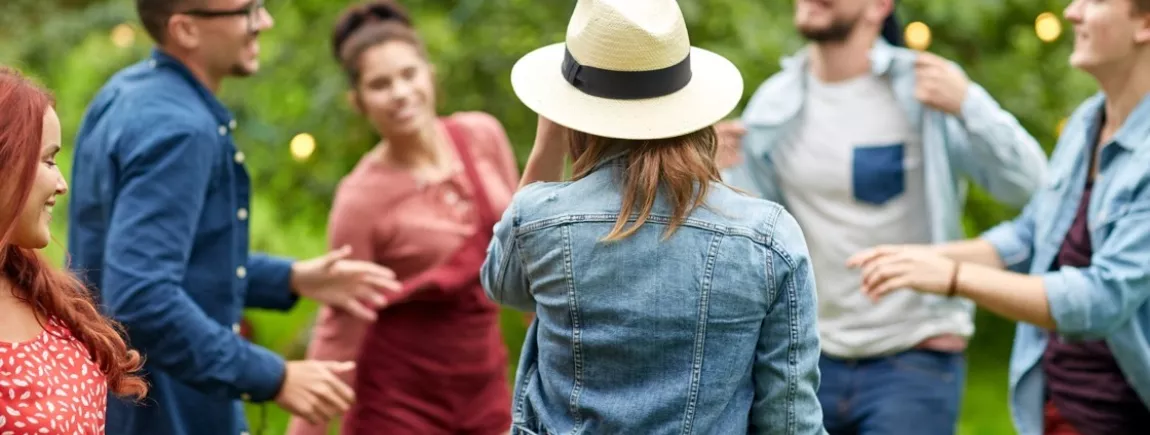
[1, 0, 1098, 433]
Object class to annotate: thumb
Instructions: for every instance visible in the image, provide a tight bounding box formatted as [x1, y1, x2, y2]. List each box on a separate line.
[322, 245, 353, 268]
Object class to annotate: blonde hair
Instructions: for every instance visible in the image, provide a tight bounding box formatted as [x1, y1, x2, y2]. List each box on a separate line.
[569, 127, 721, 242]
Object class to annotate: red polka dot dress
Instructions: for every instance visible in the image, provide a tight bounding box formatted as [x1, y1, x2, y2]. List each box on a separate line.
[0, 317, 108, 435]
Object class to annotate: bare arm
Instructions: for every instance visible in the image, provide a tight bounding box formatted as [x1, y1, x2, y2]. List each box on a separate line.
[518, 117, 569, 189]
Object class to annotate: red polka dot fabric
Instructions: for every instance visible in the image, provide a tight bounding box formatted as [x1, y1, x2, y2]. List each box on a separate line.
[0, 317, 107, 435]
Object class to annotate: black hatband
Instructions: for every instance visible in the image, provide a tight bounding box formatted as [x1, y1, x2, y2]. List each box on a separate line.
[561, 47, 692, 100]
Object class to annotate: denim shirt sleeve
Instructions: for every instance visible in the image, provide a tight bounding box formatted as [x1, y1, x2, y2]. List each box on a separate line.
[751, 211, 825, 435]
[101, 125, 286, 401]
[721, 154, 784, 205]
[1044, 199, 1150, 339]
[947, 82, 1049, 207]
[979, 195, 1039, 274]
[244, 254, 297, 310]
[481, 198, 534, 312]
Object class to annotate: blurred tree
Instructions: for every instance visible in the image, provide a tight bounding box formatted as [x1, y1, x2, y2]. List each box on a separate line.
[1, 0, 1096, 433]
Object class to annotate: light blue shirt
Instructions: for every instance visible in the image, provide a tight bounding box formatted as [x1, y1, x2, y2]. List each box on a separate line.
[721, 40, 1048, 344]
[981, 92, 1150, 435]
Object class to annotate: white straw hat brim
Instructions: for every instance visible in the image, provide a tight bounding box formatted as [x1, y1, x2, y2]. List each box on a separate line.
[511, 42, 744, 141]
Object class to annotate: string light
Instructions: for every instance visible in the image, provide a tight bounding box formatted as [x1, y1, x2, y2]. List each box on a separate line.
[905, 22, 932, 51]
[290, 133, 316, 161]
[1035, 12, 1062, 42]
[110, 24, 135, 48]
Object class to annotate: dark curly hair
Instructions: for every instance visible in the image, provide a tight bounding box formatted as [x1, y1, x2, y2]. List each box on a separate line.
[331, 0, 428, 85]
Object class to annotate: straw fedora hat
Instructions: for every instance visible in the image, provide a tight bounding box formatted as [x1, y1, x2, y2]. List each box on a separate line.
[510, 0, 744, 140]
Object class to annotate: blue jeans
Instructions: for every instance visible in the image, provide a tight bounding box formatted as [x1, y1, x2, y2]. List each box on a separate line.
[818, 350, 966, 435]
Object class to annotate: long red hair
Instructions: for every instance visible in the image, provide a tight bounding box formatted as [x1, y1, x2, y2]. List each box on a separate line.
[0, 67, 148, 399]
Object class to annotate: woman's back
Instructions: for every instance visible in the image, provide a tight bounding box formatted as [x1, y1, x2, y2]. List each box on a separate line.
[483, 158, 824, 434]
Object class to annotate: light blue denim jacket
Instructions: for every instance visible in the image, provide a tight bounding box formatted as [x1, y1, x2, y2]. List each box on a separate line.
[981, 93, 1150, 435]
[722, 40, 1048, 328]
[481, 153, 827, 434]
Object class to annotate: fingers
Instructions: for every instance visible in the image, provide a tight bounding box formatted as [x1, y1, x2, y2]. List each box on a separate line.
[340, 299, 379, 322]
[322, 360, 357, 372]
[340, 260, 398, 280]
[296, 400, 322, 426]
[862, 276, 910, 302]
[305, 361, 357, 423]
[717, 119, 746, 135]
[914, 52, 944, 68]
[860, 258, 910, 288]
[322, 245, 354, 269]
[362, 273, 402, 293]
[845, 245, 898, 268]
[355, 285, 388, 307]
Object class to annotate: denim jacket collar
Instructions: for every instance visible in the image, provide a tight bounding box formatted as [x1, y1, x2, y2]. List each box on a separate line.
[149, 47, 236, 127]
[1112, 93, 1150, 150]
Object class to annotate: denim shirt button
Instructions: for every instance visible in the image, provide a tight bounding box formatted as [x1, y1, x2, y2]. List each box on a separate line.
[236, 266, 247, 279]
[234, 151, 246, 164]
[218, 125, 228, 136]
[237, 208, 248, 221]
[229, 119, 238, 130]
[148, 60, 157, 68]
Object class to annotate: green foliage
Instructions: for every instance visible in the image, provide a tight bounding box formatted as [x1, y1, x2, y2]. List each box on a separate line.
[4, 0, 1099, 434]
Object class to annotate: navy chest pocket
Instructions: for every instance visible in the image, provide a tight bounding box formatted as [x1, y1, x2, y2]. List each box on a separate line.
[852, 143, 906, 206]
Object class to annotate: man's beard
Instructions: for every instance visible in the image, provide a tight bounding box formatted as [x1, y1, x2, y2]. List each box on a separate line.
[798, 18, 858, 43]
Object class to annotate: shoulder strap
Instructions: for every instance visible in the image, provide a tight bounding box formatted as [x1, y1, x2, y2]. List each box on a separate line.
[443, 118, 498, 227]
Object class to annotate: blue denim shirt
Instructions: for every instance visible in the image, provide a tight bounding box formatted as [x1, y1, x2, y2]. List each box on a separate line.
[67, 49, 296, 435]
[481, 153, 827, 434]
[721, 40, 1048, 333]
[981, 93, 1150, 435]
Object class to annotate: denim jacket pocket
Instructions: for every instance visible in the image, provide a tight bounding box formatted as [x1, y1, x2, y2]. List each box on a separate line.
[852, 143, 906, 205]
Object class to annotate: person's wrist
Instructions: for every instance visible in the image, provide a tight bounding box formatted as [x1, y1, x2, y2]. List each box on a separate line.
[947, 260, 962, 298]
[288, 262, 304, 297]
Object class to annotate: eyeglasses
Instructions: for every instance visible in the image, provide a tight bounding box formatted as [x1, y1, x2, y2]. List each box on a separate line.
[179, 0, 267, 33]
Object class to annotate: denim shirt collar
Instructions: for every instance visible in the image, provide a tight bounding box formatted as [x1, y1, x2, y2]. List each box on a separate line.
[745, 39, 912, 128]
[149, 47, 236, 127]
[1111, 92, 1150, 151]
[780, 38, 900, 77]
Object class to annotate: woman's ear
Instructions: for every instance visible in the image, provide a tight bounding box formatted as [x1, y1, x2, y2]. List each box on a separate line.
[346, 90, 364, 114]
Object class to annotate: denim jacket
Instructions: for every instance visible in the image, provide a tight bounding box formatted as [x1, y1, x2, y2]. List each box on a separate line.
[721, 40, 1048, 327]
[981, 93, 1150, 435]
[67, 49, 294, 435]
[481, 153, 827, 434]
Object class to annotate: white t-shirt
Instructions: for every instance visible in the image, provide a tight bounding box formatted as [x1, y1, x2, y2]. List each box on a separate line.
[774, 73, 968, 358]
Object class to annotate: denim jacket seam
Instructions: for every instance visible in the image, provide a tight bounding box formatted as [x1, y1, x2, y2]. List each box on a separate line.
[516, 213, 770, 244]
[495, 203, 520, 303]
[679, 232, 724, 434]
[560, 225, 586, 431]
[763, 206, 800, 430]
[513, 364, 538, 425]
[782, 249, 801, 432]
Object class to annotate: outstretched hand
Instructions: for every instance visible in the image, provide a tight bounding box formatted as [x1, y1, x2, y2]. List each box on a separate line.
[291, 245, 402, 321]
[846, 244, 957, 302]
